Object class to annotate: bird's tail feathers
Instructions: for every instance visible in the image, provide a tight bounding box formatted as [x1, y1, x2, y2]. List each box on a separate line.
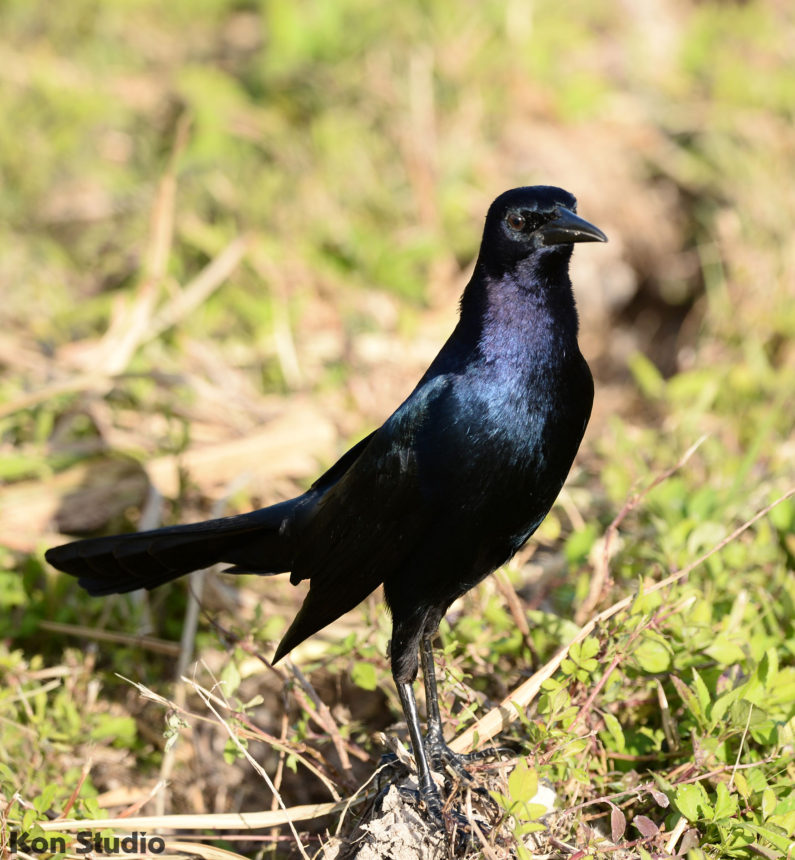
[45, 500, 297, 596]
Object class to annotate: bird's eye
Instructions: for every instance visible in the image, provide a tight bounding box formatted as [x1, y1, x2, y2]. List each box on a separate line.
[506, 213, 526, 231]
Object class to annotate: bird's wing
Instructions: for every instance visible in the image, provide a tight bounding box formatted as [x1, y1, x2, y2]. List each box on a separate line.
[308, 429, 377, 493]
[273, 375, 455, 660]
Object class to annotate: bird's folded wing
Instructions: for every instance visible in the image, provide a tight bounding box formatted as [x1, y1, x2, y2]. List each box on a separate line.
[273, 376, 453, 660]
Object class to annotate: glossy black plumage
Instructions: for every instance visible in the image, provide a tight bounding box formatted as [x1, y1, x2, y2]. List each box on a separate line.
[46, 185, 606, 820]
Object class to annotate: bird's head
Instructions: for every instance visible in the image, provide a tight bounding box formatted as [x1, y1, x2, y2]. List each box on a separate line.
[479, 186, 607, 277]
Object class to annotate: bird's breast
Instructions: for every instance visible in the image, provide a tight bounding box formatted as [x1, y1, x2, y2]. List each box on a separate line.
[450, 351, 592, 502]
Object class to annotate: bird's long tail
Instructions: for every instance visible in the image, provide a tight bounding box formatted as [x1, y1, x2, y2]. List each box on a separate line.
[44, 499, 298, 596]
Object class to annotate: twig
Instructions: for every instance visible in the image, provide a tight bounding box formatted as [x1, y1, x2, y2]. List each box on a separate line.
[118, 781, 168, 819]
[571, 593, 695, 732]
[270, 712, 289, 850]
[287, 660, 356, 775]
[729, 703, 754, 790]
[466, 788, 500, 860]
[186, 677, 311, 860]
[58, 757, 93, 819]
[563, 757, 773, 817]
[118, 673, 343, 800]
[333, 759, 396, 837]
[664, 815, 689, 855]
[495, 570, 531, 640]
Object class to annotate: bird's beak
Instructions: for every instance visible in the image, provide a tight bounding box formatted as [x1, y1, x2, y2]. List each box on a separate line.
[539, 208, 608, 246]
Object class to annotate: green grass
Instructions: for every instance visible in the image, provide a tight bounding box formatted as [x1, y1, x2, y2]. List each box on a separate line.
[1, 0, 793, 857]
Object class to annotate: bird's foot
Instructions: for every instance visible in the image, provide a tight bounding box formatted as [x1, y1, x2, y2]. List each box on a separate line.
[425, 728, 513, 785]
[374, 766, 446, 827]
[409, 779, 494, 847]
[375, 736, 510, 828]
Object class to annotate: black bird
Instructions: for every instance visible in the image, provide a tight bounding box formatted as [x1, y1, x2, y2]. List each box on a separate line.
[46, 186, 606, 820]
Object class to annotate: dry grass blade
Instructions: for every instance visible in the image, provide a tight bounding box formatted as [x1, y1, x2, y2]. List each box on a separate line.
[35, 620, 181, 656]
[94, 114, 188, 376]
[156, 493, 233, 816]
[450, 487, 795, 754]
[0, 375, 106, 419]
[164, 841, 254, 860]
[145, 114, 190, 283]
[117, 781, 168, 819]
[60, 757, 93, 819]
[0, 244, 248, 419]
[148, 234, 251, 340]
[36, 802, 357, 832]
[145, 401, 337, 496]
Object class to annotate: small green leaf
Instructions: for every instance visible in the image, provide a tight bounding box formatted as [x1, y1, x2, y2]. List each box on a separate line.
[691, 669, 711, 715]
[564, 523, 598, 565]
[351, 661, 378, 691]
[771, 792, 795, 815]
[601, 712, 625, 753]
[508, 760, 538, 804]
[705, 637, 746, 666]
[710, 686, 742, 726]
[733, 771, 749, 800]
[712, 782, 737, 820]
[489, 790, 509, 809]
[514, 820, 546, 836]
[90, 714, 137, 747]
[737, 822, 792, 853]
[560, 657, 576, 676]
[0, 762, 15, 784]
[675, 783, 712, 822]
[33, 783, 58, 815]
[671, 675, 704, 725]
[634, 637, 672, 673]
[515, 840, 534, 860]
[762, 788, 777, 821]
[223, 735, 246, 764]
[756, 648, 778, 687]
[525, 803, 549, 820]
[220, 659, 241, 696]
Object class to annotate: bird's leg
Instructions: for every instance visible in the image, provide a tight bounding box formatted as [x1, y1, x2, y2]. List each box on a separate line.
[420, 635, 513, 782]
[396, 680, 444, 822]
[420, 634, 448, 760]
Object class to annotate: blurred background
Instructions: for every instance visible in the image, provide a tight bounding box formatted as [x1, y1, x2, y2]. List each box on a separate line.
[1, 0, 793, 855]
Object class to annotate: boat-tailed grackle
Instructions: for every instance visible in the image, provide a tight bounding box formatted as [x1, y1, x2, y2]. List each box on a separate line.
[46, 185, 607, 822]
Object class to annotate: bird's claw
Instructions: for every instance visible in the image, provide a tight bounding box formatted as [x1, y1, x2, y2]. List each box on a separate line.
[374, 754, 412, 808]
[425, 731, 512, 784]
[456, 744, 516, 763]
[376, 731, 511, 827]
[422, 788, 446, 826]
[375, 780, 446, 828]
